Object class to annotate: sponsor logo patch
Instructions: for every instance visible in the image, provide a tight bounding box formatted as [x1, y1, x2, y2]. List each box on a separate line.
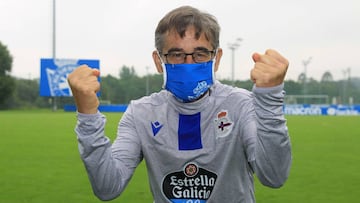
[162, 163, 217, 203]
[151, 121, 163, 136]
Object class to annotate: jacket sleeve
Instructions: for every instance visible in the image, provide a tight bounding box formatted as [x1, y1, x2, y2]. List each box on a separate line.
[75, 107, 142, 201]
[248, 83, 292, 188]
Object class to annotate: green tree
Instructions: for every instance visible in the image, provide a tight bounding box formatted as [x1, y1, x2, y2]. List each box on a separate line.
[6, 78, 49, 109]
[321, 71, 333, 82]
[100, 74, 122, 103]
[147, 74, 163, 93]
[118, 65, 143, 103]
[0, 41, 15, 108]
[284, 80, 302, 95]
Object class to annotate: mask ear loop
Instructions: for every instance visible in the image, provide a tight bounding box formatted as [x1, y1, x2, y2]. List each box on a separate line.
[157, 51, 167, 89]
[157, 51, 165, 64]
[212, 48, 219, 62]
[211, 48, 219, 84]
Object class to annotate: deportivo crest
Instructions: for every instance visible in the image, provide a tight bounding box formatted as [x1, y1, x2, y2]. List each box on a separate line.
[162, 163, 217, 203]
[46, 60, 78, 96]
[214, 110, 233, 138]
[39, 58, 99, 97]
[189, 81, 210, 100]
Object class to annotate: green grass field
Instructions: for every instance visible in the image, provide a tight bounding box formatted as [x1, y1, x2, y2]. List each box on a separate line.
[1, 110, 359, 202]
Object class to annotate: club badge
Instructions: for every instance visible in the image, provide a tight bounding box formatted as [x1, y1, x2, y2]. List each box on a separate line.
[214, 110, 233, 139]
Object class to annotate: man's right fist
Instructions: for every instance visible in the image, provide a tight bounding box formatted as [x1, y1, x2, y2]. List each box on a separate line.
[67, 65, 100, 114]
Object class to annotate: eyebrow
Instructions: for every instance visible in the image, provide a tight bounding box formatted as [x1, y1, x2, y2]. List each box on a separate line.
[166, 46, 211, 53]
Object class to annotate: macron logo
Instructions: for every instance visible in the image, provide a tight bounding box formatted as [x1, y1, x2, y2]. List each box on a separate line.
[151, 121, 163, 136]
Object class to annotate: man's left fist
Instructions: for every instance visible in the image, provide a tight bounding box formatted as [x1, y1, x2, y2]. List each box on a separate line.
[250, 49, 289, 87]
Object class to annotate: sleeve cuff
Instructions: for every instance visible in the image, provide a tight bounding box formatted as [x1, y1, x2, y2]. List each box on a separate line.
[76, 111, 105, 135]
[77, 111, 102, 120]
[252, 83, 284, 94]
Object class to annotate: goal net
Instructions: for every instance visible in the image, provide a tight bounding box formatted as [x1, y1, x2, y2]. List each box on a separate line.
[285, 95, 329, 105]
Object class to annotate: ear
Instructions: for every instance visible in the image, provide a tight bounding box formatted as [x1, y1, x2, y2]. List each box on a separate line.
[152, 51, 163, 73]
[214, 48, 223, 72]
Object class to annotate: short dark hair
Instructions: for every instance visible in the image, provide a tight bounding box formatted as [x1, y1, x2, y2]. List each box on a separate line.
[155, 6, 220, 52]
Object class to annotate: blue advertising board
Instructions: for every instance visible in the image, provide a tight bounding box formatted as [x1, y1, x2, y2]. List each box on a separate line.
[64, 104, 360, 114]
[40, 58, 99, 97]
[284, 104, 360, 116]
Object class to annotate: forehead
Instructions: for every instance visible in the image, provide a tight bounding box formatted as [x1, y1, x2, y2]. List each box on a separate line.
[162, 26, 212, 52]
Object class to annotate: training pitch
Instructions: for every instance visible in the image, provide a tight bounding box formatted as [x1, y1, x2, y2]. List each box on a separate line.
[0, 110, 359, 202]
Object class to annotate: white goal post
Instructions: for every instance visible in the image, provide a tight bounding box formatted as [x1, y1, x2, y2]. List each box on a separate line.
[285, 95, 329, 105]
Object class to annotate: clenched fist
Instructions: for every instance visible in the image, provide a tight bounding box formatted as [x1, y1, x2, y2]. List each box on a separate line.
[67, 65, 100, 114]
[250, 49, 289, 87]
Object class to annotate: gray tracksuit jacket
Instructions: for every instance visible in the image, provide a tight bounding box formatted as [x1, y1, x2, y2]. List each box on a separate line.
[75, 81, 292, 203]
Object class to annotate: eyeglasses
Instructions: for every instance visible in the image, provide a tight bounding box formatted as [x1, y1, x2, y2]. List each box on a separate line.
[162, 50, 216, 64]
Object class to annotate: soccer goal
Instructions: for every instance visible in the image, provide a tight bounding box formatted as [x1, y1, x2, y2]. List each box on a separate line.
[285, 95, 329, 105]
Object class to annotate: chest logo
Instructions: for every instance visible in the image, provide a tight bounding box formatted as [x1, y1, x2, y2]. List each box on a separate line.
[214, 110, 233, 139]
[162, 162, 217, 202]
[151, 121, 163, 136]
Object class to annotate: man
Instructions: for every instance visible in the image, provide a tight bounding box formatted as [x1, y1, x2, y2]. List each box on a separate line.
[68, 6, 291, 203]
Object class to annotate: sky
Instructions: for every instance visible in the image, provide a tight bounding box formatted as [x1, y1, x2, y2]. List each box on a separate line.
[0, 0, 359, 81]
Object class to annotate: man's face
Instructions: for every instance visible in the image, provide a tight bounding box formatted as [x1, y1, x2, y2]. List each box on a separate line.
[153, 26, 222, 72]
[162, 26, 213, 64]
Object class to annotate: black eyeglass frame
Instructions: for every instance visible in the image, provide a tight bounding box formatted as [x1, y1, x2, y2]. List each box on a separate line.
[160, 49, 217, 64]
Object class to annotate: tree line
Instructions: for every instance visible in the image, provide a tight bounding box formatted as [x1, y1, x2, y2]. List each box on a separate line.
[1, 40, 359, 110]
[1, 64, 359, 110]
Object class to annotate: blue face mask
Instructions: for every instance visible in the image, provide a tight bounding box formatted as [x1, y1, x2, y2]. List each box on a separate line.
[162, 60, 215, 102]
